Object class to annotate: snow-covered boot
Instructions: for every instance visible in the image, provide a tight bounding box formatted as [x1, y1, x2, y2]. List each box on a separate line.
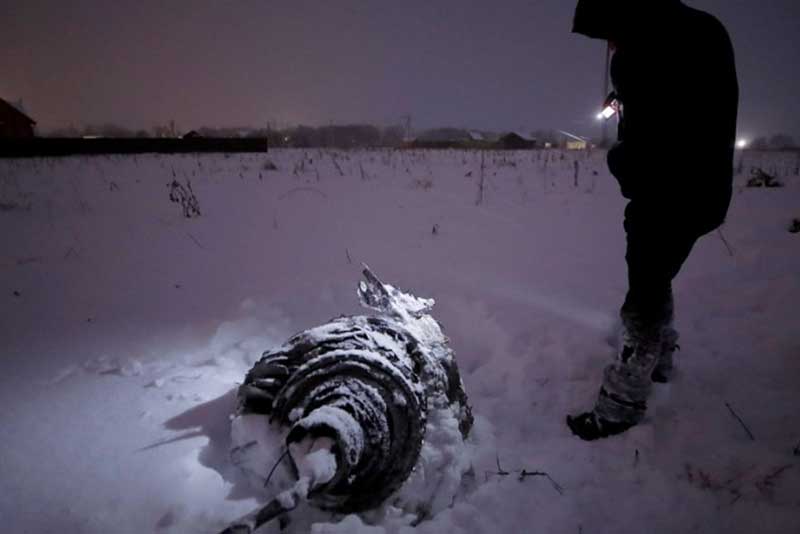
[566, 411, 635, 441]
[568, 330, 662, 441]
[651, 327, 679, 383]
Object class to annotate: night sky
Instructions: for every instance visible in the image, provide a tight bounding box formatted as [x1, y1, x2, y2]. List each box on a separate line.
[3, 0, 799, 140]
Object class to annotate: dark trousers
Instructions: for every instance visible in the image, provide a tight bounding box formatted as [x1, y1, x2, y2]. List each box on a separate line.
[595, 200, 704, 424]
[621, 200, 701, 338]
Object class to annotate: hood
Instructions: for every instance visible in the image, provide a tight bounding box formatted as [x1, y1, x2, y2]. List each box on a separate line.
[572, 0, 681, 41]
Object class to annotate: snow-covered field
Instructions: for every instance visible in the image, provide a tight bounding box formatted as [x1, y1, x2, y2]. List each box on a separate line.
[1, 148, 799, 533]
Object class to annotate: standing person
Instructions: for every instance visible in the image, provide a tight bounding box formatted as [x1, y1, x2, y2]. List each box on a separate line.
[567, 0, 739, 440]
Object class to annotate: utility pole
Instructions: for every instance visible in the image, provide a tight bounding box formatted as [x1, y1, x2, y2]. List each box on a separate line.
[402, 114, 412, 142]
[601, 42, 612, 148]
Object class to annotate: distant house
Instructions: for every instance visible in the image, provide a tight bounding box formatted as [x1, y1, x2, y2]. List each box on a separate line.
[558, 130, 591, 150]
[497, 132, 537, 150]
[566, 139, 588, 150]
[182, 130, 202, 139]
[0, 98, 36, 138]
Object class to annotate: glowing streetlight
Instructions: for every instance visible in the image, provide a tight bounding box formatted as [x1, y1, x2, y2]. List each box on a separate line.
[736, 139, 748, 149]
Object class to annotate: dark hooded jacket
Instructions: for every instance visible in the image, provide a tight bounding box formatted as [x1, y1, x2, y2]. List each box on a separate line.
[574, 0, 738, 234]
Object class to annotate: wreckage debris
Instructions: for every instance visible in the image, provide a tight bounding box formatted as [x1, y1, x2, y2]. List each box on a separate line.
[220, 267, 473, 533]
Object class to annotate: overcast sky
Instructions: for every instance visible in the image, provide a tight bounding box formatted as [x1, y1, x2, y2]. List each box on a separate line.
[3, 0, 798, 140]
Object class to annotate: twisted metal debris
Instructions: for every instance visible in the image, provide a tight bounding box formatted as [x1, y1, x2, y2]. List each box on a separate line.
[220, 267, 473, 533]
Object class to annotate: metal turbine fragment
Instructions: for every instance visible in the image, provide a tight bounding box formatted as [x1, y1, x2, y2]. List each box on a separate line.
[220, 267, 473, 533]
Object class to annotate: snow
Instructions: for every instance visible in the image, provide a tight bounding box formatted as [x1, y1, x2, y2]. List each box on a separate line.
[1, 149, 800, 533]
[289, 405, 366, 469]
[230, 414, 290, 491]
[392, 406, 476, 518]
[289, 436, 338, 492]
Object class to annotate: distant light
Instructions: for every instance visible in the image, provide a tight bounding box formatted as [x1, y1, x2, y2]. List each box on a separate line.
[736, 139, 748, 149]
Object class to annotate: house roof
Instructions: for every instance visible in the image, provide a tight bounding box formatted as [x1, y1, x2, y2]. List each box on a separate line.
[0, 98, 36, 125]
[557, 130, 589, 143]
[502, 131, 536, 142]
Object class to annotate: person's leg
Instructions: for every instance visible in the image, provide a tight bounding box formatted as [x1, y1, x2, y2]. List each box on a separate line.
[652, 321, 680, 383]
[627, 224, 698, 384]
[567, 204, 698, 440]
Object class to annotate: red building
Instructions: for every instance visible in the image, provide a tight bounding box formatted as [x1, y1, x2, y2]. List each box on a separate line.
[0, 98, 36, 138]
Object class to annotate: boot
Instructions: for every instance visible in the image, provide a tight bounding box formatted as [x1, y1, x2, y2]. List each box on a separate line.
[567, 334, 660, 441]
[566, 411, 635, 441]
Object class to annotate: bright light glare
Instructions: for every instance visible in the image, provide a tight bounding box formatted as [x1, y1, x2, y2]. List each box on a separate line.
[736, 139, 748, 149]
[597, 106, 616, 121]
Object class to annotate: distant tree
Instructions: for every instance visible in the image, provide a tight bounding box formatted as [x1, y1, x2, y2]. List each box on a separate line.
[197, 127, 218, 137]
[245, 128, 268, 138]
[195, 126, 255, 138]
[417, 128, 471, 142]
[313, 125, 380, 148]
[153, 125, 172, 138]
[97, 124, 136, 137]
[269, 129, 290, 147]
[289, 126, 317, 147]
[47, 125, 81, 138]
[243, 127, 289, 147]
[769, 133, 795, 150]
[62, 123, 135, 137]
[381, 125, 405, 147]
[750, 136, 769, 150]
[531, 129, 560, 146]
